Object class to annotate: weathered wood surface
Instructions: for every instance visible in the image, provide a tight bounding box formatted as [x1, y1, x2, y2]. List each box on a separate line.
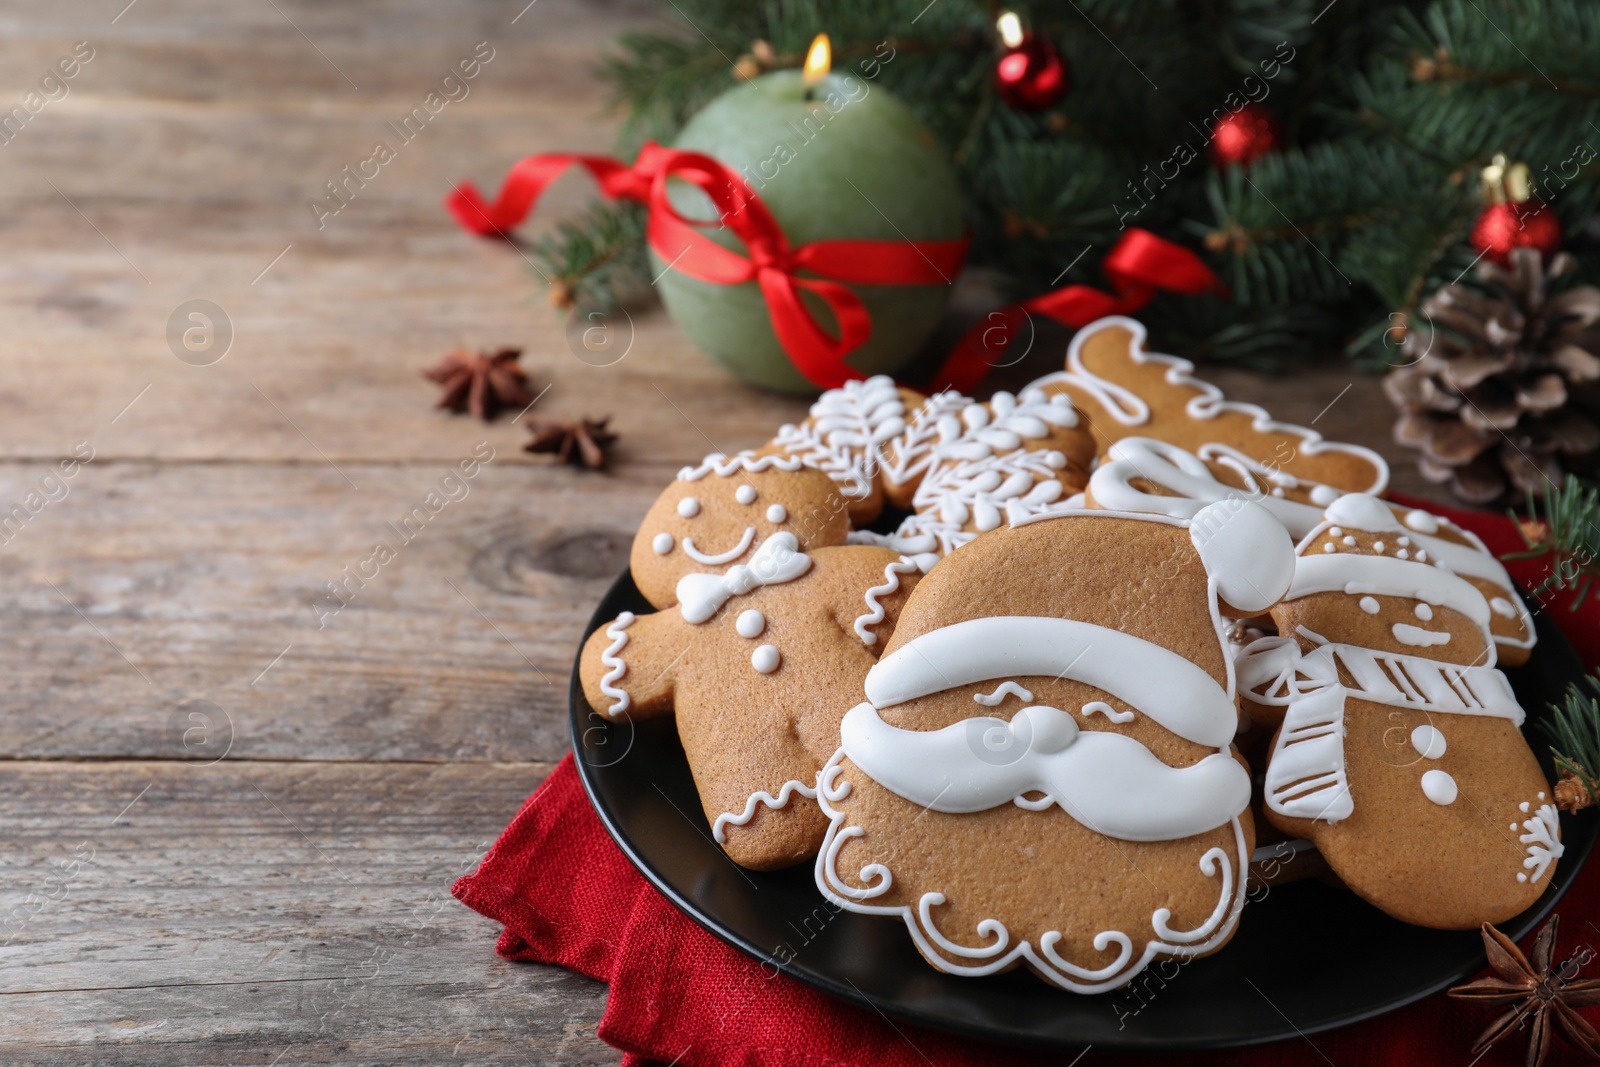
[0, 0, 1443, 1062]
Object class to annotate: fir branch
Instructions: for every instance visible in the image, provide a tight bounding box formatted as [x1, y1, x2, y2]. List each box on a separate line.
[1543, 675, 1600, 812]
[525, 200, 650, 314]
[1507, 474, 1600, 604]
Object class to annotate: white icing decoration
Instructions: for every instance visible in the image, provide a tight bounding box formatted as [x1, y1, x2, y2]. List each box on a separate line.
[1263, 685, 1353, 822]
[766, 504, 787, 523]
[1087, 444, 1532, 653]
[1359, 596, 1380, 614]
[1343, 536, 1357, 546]
[1410, 724, 1446, 759]
[1324, 494, 1403, 533]
[1310, 485, 1340, 505]
[1323, 542, 1335, 553]
[1519, 803, 1563, 884]
[815, 752, 1249, 994]
[1490, 597, 1517, 619]
[1414, 603, 1434, 621]
[839, 703, 1250, 841]
[681, 526, 755, 566]
[677, 496, 701, 518]
[1083, 700, 1135, 724]
[852, 557, 920, 647]
[772, 375, 908, 501]
[1329, 527, 1344, 537]
[735, 484, 757, 505]
[751, 644, 781, 674]
[1392, 622, 1451, 647]
[1397, 549, 1409, 560]
[712, 780, 818, 843]
[1287, 554, 1492, 630]
[651, 532, 674, 555]
[735, 609, 765, 638]
[1238, 640, 1524, 727]
[677, 451, 803, 481]
[1373, 541, 1386, 553]
[1028, 317, 1389, 493]
[1420, 769, 1457, 806]
[911, 447, 1070, 540]
[597, 612, 635, 717]
[1245, 637, 1528, 824]
[676, 533, 812, 623]
[1403, 509, 1440, 534]
[1398, 537, 1410, 546]
[974, 681, 1034, 706]
[863, 615, 1239, 747]
[1186, 500, 1296, 613]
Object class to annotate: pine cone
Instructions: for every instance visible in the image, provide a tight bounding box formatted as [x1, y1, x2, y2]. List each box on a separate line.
[1385, 249, 1600, 504]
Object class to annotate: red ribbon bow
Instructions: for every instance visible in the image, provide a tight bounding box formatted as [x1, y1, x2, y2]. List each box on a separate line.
[447, 143, 969, 390]
[447, 147, 1225, 393]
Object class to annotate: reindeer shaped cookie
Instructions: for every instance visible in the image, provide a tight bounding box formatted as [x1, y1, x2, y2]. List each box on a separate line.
[578, 452, 919, 871]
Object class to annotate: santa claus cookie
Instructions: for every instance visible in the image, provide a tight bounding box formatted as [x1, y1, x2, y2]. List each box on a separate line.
[772, 376, 1091, 527]
[1240, 493, 1558, 928]
[1028, 316, 1390, 494]
[1084, 437, 1536, 665]
[815, 500, 1297, 992]
[578, 451, 921, 870]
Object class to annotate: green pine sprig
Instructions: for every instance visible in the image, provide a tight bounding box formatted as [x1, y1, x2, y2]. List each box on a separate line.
[1544, 675, 1600, 812]
[1507, 475, 1600, 606]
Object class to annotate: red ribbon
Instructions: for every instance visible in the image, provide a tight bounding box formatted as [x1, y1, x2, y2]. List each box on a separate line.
[447, 146, 1225, 393]
[940, 228, 1230, 393]
[447, 143, 968, 390]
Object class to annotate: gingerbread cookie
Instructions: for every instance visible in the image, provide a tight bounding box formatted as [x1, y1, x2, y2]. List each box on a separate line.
[1028, 316, 1390, 493]
[1085, 437, 1535, 665]
[1240, 493, 1557, 928]
[815, 499, 1297, 992]
[773, 377, 1090, 527]
[579, 451, 920, 870]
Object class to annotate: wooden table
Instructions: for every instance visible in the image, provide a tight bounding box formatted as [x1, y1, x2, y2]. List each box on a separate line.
[0, 3, 1436, 1062]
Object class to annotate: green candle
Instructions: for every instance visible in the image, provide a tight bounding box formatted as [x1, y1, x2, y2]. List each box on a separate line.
[656, 41, 965, 394]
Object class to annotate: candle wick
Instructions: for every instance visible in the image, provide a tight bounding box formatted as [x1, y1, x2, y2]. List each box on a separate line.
[803, 87, 816, 102]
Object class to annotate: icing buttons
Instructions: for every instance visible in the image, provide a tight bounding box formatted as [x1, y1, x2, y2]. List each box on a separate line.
[1410, 724, 1446, 760]
[1414, 603, 1434, 621]
[735, 484, 757, 505]
[766, 504, 787, 523]
[652, 532, 674, 554]
[1420, 769, 1457, 805]
[751, 644, 781, 674]
[678, 496, 701, 518]
[1359, 596, 1380, 614]
[736, 609, 766, 639]
[1310, 485, 1340, 505]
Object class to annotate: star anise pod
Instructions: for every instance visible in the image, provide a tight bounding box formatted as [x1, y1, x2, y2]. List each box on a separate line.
[1449, 915, 1600, 1067]
[525, 416, 616, 470]
[423, 347, 535, 421]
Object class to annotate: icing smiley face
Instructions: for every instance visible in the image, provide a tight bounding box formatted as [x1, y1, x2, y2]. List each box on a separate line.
[627, 453, 851, 609]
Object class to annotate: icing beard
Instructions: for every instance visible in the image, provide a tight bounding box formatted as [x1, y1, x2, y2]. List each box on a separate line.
[840, 702, 1250, 841]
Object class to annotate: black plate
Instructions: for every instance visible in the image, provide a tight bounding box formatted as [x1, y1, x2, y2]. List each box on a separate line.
[569, 569, 1596, 1051]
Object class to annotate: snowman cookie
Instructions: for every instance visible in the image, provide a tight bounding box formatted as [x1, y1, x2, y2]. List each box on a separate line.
[1240, 494, 1557, 928]
[1084, 437, 1536, 666]
[1028, 316, 1390, 494]
[816, 499, 1297, 992]
[578, 451, 921, 870]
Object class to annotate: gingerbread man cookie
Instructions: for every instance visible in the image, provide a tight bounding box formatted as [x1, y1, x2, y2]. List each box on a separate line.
[579, 452, 920, 870]
[1240, 493, 1557, 928]
[815, 499, 1297, 992]
[1028, 316, 1390, 493]
[1084, 437, 1535, 665]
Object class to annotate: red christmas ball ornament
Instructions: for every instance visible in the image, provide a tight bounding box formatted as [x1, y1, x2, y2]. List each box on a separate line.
[1469, 199, 1562, 266]
[994, 11, 1068, 111]
[1209, 104, 1281, 168]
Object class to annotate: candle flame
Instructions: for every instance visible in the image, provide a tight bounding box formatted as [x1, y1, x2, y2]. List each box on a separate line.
[803, 34, 831, 86]
[997, 11, 1025, 49]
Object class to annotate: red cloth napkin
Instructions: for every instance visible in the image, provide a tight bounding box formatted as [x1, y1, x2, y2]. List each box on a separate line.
[454, 497, 1600, 1067]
